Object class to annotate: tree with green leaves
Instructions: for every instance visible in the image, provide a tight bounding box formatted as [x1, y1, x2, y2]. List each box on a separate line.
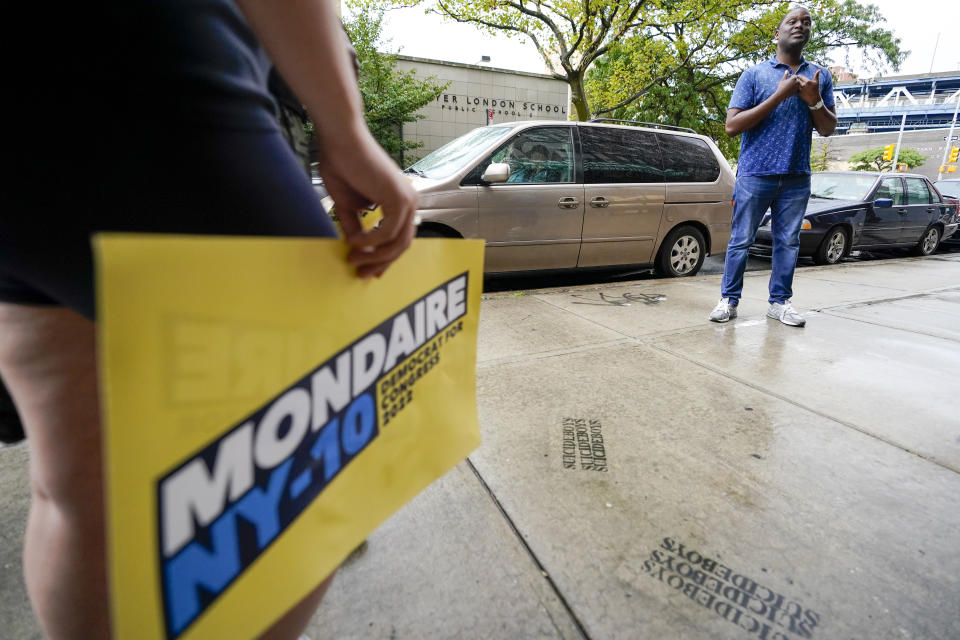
[810, 138, 833, 172]
[585, 0, 905, 160]
[353, 0, 903, 133]
[343, 11, 448, 164]
[352, 0, 744, 121]
[848, 147, 926, 172]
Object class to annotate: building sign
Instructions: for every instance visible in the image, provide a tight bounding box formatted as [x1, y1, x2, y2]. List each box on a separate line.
[394, 56, 569, 158]
[437, 93, 567, 117]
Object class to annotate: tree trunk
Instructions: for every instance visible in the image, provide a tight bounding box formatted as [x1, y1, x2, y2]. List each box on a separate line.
[568, 71, 591, 121]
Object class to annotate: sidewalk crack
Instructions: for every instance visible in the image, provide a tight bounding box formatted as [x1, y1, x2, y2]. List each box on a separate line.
[644, 342, 960, 476]
[465, 458, 591, 640]
[818, 309, 959, 343]
[813, 286, 960, 312]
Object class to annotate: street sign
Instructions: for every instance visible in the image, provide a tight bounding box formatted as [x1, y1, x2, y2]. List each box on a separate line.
[945, 136, 959, 141]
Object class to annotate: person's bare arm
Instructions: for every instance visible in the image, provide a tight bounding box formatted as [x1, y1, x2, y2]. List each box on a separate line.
[796, 69, 837, 137]
[235, 0, 417, 278]
[808, 104, 837, 137]
[725, 70, 798, 136]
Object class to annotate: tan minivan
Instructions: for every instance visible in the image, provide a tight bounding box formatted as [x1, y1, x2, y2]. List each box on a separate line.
[405, 119, 734, 277]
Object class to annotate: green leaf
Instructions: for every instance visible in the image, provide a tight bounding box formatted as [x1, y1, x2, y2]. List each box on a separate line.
[352, 0, 905, 162]
[848, 147, 926, 172]
[343, 9, 449, 163]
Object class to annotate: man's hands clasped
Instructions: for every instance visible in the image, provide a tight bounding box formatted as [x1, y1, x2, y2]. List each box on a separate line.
[797, 69, 822, 106]
[776, 68, 822, 107]
[776, 69, 799, 98]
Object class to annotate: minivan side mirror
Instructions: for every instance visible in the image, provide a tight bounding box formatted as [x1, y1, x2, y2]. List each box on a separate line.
[873, 198, 893, 208]
[481, 163, 511, 184]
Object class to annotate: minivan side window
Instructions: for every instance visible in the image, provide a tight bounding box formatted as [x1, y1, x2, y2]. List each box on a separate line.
[657, 134, 721, 183]
[474, 127, 575, 184]
[580, 127, 663, 184]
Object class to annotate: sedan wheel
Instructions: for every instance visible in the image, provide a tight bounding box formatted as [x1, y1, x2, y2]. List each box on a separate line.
[813, 227, 847, 265]
[914, 226, 940, 256]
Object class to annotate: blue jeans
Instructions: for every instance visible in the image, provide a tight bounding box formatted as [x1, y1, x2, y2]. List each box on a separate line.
[721, 174, 811, 305]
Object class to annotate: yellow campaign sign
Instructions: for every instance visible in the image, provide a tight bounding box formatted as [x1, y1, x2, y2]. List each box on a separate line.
[321, 197, 385, 233]
[95, 235, 484, 639]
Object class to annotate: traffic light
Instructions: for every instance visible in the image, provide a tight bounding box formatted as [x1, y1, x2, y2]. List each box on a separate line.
[951, 146, 960, 163]
[882, 143, 896, 162]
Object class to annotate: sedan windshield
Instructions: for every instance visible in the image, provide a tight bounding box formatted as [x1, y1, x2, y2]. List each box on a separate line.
[407, 126, 511, 179]
[810, 173, 877, 200]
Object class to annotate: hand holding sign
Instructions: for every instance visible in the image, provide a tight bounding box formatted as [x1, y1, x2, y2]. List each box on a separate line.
[316, 138, 419, 279]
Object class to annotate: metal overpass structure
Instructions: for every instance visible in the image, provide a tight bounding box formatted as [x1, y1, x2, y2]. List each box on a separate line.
[833, 71, 960, 134]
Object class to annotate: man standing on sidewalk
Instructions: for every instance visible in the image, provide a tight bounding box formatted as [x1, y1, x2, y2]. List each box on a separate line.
[709, 5, 836, 326]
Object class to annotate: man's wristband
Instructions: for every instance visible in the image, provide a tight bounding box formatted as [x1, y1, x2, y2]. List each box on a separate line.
[809, 99, 824, 111]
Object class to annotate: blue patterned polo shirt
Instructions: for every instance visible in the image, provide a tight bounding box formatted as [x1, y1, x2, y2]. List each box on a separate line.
[729, 57, 834, 177]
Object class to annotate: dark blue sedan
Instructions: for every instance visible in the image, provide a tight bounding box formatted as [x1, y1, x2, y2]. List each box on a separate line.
[750, 171, 960, 265]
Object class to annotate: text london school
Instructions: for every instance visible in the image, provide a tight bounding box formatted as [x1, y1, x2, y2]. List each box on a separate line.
[437, 93, 566, 115]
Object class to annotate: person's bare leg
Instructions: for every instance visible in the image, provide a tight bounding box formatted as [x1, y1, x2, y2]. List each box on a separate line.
[0, 304, 108, 639]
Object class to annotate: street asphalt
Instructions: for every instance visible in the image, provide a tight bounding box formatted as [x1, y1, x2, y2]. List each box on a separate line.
[1, 250, 958, 639]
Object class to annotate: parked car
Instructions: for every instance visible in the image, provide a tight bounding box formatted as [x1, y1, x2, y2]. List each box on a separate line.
[933, 178, 960, 201]
[933, 178, 960, 240]
[404, 119, 734, 277]
[750, 171, 960, 265]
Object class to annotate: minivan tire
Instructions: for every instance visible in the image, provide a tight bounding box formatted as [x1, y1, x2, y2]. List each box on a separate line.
[655, 225, 706, 277]
[417, 226, 451, 238]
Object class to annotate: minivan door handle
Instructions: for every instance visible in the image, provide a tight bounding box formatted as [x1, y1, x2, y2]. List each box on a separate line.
[557, 197, 580, 209]
[590, 196, 610, 208]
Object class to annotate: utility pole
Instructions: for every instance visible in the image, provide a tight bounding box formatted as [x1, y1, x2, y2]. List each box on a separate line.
[938, 97, 960, 181]
[929, 33, 940, 74]
[891, 114, 906, 170]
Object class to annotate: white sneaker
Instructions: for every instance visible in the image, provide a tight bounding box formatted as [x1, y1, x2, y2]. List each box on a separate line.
[767, 301, 805, 327]
[709, 298, 738, 323]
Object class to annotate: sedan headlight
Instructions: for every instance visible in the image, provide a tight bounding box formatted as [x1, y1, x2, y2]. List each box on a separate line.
[801, 219, 812, 230]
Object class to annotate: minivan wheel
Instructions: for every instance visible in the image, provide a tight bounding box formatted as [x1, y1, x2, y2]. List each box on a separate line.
[416, 226, 450, 238]
[913, 226, 940, 256]
[655, 225, 706, 277]
[813, 227, 848, 265]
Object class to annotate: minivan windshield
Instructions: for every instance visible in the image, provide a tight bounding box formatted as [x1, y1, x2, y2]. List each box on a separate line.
[810, 173, 877, 200]
[407, 126, 511, 179]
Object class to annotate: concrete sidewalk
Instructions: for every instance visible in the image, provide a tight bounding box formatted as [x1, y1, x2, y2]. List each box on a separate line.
[3, 254, 959, 639]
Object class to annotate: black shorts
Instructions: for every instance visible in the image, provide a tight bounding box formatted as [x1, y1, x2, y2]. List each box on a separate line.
[2, 1, 338, 321]
[2, 126, 337, 320]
